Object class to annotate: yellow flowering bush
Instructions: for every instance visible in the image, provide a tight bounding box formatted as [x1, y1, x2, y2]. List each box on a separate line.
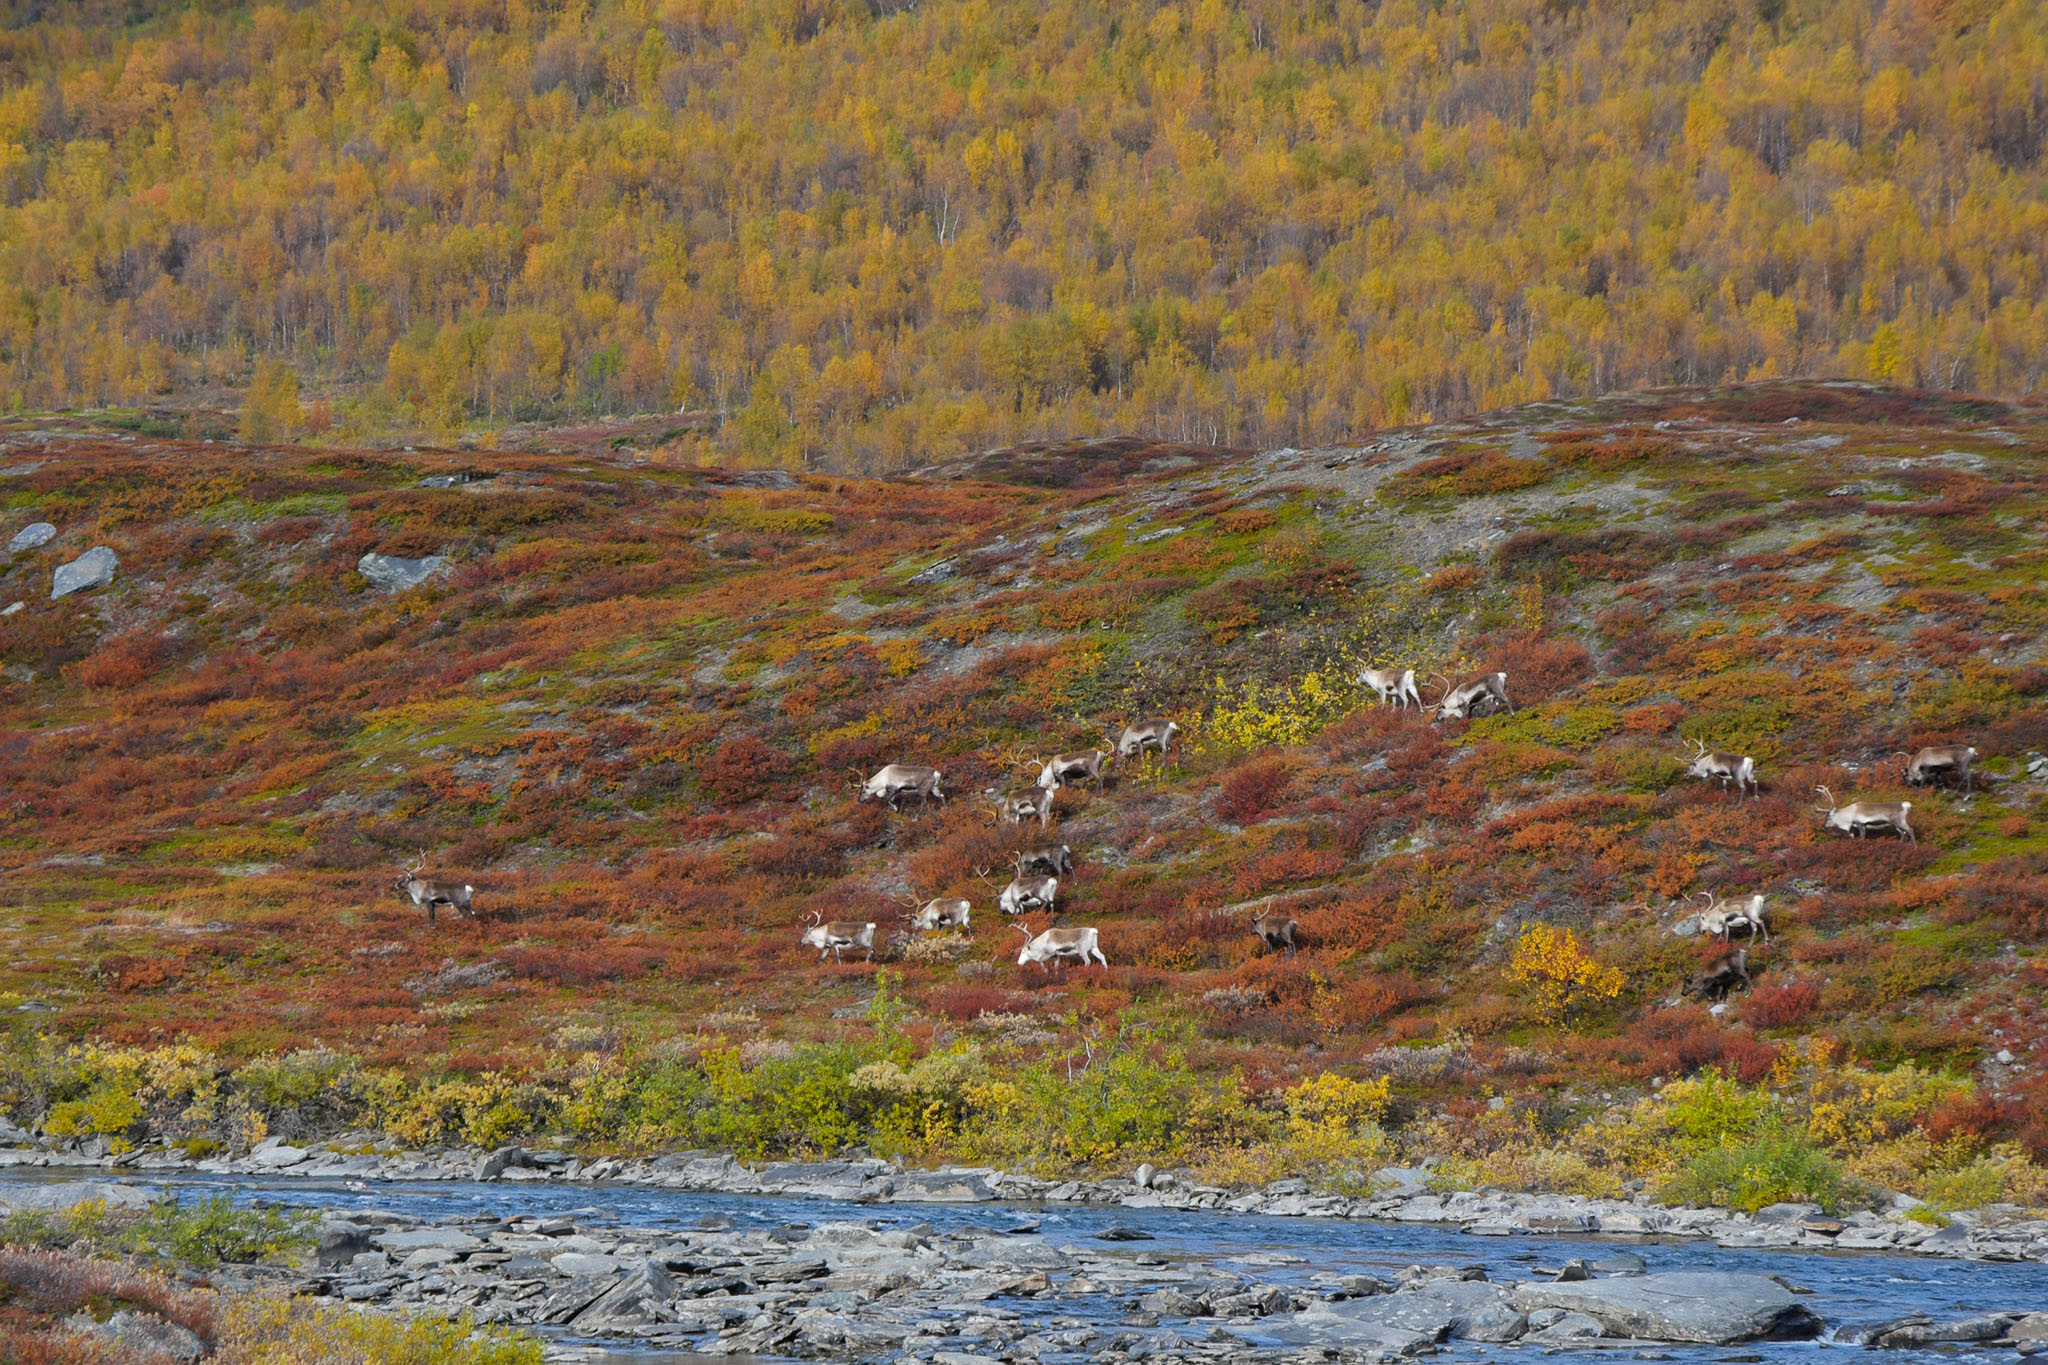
[1507, 923, 1626, 1025]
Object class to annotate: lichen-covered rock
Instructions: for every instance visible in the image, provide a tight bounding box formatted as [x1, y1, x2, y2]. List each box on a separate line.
[50, 545, 116, 598]
[356, 551, 447, 592]
[7, 521, 55, 553]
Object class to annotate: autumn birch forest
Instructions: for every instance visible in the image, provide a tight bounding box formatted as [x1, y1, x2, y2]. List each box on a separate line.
[2, 0, 2047, 466]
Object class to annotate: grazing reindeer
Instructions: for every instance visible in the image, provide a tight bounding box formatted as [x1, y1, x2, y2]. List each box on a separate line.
[1250, 905, 1299, 955]
[395, 855, 474, 928]
[1013, 921, 1107, 968]
[1692, 891, 1770, 945]
[1681, 947, 1752, 1002]
[1904, 744, 1979, 794]
[1023, 748, 1110, 791]
[985, 786, 1055, 830]
[980, 865, 1057, 917]
[856, 763, 945, 811]
[1431, 671, 1511, 722]
[1681, 738, 1759, 799]
[1015, 841, 1073, 876]
[1358, 666, 1423, 710]
[799, 910, 877, 963]
[1815, 786, 1916, 842]
[897, 891, 971, 932]
[1117, 719, 1181, 761]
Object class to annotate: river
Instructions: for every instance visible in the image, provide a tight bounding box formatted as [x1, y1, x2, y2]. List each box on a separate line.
[4, 1165, 2042, 1363]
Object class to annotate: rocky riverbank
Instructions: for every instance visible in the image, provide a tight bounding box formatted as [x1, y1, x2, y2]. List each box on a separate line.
[171, 1202, 2048, 1362]
[5, 1135, 2045, 1265]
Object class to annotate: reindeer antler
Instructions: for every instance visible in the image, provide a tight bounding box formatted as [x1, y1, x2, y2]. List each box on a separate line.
[1011, 921, 1035, 939]
[1813, 785, 1836, 811]
[803, 909, 823, 927]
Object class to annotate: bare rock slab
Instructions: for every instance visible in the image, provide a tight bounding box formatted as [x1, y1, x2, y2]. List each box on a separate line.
[0, 1180, 156, 1213]
[50, 545, 117, 598]
[357, 551, 447, 592]
[1511, 1271, 1823, 1343]
[7, 522, 55, 553]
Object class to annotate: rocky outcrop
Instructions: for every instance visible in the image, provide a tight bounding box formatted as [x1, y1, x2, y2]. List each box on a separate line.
[50, 546, 116, 598]
[0, 1180, 158, 1213]
[356, 552, 447, 592]
[1510, 1271, 1824, 1343]
[7, 522, 55, 553]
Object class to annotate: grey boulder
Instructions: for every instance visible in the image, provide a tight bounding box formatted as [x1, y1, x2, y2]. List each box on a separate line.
[51, 546, 117, 598]
[7, 522, 55, 553]
[1510, 1271, 1823, 1343]
[66, 1309, 201, 1364]
[1271, 1280, 1526, 1351]
[0, 1181, 156, 1213]
[357, 552, 447, 592]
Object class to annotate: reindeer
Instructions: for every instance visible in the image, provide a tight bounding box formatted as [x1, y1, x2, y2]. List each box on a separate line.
[985, 786, 1056, 830]
[897, 891, 971, 932]
[1680, 947, 1752, 1002]
[1250, 905, 1299, 955]
[1815, 786, 1916, 842]
[1116, 719, 1181, 761]
[1023, 748, 1110, 791]
[799, 911, 877, 963]
[395, 855, 475, 928]
[856, 763, 945, 811]
[1431, 671, 1511, 722]
[1358, 667, 1423, 710]
[1013, 921, 1107, 968]
[1904, 744, 1980, 794]
[978, 864, 1058, 917]
[1681, 738, 1759, 799]
[1015, 841, 1074, 876]
[1691, 891, 1770, 945]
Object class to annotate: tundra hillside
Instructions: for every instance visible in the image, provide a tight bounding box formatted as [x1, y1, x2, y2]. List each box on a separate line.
[3, 380, 2047, 1215]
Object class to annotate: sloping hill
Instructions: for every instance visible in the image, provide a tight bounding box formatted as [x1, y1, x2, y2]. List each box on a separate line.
[2, 381, 2046, 1183]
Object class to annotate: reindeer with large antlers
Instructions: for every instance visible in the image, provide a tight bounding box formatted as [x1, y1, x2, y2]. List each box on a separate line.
[799, 910, 878, 962]
[1681, 737, 1758, 799]
[896, 890, 971, 933]
[395, 854, 475, 928]
[1016, 745, 1110, 792]
[1013, 920, 1106, 968]
[1689, 891, 1770, 945]
[1815, 786, 1916, 842]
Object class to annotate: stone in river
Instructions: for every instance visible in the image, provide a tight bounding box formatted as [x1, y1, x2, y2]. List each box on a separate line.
[1510, 1271, 1823, 1344]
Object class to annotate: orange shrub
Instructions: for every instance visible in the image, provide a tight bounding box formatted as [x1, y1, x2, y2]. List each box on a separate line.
[1216, 757, 1292, 824]
[698, 735, 793, 804]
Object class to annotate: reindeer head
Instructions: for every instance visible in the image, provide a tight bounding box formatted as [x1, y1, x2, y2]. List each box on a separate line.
[1813, 785, 1838, 815]
[393, 852, 425, 892]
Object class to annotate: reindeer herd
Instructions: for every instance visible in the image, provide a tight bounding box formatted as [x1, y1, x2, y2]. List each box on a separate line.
[391, 658, 1990, 1007]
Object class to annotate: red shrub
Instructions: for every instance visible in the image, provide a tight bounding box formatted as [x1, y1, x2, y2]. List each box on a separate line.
[1743, 978, 1820, 1029]
[1924, 1095, 2022, 1150]
[1486, 635, 1593, 702]
[1216, 757, 1291, 824]
[698, 734, 793, 804]
[932, 984, 1032, 1021]
[1232, 846, 1343, 897]
[67, 631, 176, 689]
[1716, 1032, 1782, 1084]
[500, 946, 668, 986]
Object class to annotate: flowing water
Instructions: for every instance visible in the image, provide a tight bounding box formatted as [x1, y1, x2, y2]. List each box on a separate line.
[6, 1166, 2043, 1362]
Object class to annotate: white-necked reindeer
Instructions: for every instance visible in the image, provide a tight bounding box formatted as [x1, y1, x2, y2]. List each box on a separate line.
[1690, 891, 1770, 945]
[1013, 921, 1107, 968]
[395, 854, 474, 928]
[1815, 786, 1916, 843]
[1021, 747, 1109, 792]
[985, 785, 1056, 830]
[1358, 666, 1423, 710]
[800, 910, 877, 962]
[1681, 738, 1759, 799]
[1116, 719, 1181, 761]
[897, 890, 971, 932]
[1903, 744, 1979, 794]
[1431, 671, 1511, 722]
[856, 763, 945, 811]
[979, 864, 1058, 917]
